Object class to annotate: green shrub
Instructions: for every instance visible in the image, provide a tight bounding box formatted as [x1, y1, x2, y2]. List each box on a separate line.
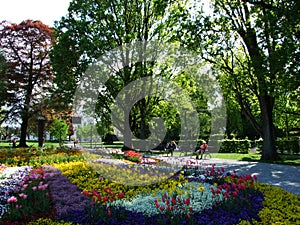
[276, 138, 300, 154]
[219, 139, 251, 153]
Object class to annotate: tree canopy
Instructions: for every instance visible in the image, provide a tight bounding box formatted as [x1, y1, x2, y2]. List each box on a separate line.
[180, 0, 300, 160]
[0, 20, 54, 146]
[51, 0, 201, 149]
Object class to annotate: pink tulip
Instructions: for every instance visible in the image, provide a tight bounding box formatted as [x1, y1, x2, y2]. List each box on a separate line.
[7, 196, 17, 203]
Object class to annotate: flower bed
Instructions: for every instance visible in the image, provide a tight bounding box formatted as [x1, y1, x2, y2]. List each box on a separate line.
[53, 162, 265, 225]
[0, 166, 53, 224]
[0, 147, 299, 224]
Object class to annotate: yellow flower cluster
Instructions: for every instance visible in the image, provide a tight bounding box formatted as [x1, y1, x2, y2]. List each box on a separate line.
[28, 218, 77, 225]
[0, 148, 84, 167]
[238, 183, 300, 224]
[54, 161, 187, 202]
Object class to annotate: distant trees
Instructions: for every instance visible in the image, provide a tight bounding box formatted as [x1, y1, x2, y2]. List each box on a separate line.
[0, 20, 54, 147]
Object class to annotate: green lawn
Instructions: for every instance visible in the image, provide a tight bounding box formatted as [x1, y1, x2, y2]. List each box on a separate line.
[0, 141, 60, 149]
[214, 152, 300, 166]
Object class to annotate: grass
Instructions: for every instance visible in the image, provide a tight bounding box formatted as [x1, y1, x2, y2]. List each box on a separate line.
[0, 141, 60, 149]
[214, 152, 300, 166]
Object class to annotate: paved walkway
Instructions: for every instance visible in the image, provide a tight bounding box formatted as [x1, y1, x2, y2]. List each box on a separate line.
[157, 156, 300, 196]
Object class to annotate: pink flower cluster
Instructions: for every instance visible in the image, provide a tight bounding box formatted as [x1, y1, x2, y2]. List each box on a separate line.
[7, 167, 50, 210]
[0, 163, 7, 171]
[7, 196, 17, 203]
[140, 158, 157, 165]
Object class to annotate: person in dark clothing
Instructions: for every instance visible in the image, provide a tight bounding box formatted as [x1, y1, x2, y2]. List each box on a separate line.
[12, 138, 17, 148]
[165, 141, 177, 157]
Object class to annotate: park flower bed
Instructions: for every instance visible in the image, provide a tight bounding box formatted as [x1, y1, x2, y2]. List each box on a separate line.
[51, 162, 300, 225]
[0, 166, 53, 224]
[0, 147, 299, 224]
[53, 161, 265, 224]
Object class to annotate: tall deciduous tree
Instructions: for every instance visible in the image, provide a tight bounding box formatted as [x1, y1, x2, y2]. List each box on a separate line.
[184, 0, 299, 160]
[0, 53, 10, 124]
[51, 0, 190, 149]
[0, 20, 54, 147]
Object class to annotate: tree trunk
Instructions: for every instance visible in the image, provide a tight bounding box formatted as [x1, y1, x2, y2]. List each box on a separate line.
[259, 95, 278, 161]
[38, 118, 45, 147]
[19, 112, 29, 147]
[123, 108, 133, 150]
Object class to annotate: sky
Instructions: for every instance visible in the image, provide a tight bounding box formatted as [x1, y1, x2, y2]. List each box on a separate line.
[0, 0, 71, 27]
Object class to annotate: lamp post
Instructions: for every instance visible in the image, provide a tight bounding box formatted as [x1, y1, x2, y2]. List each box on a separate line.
[37, 115, 45, 147]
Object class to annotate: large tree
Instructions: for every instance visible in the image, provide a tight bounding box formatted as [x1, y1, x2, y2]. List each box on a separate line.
[51, 0, 192, 149]
[184, 0, 300, 160]
[0, 53, 10, 124]
[0, 20, 54, 147]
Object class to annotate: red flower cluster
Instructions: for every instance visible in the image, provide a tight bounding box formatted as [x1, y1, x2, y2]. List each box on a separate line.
[125, 150, 142, 158]
[124, 150, 143, 163]
[211, 172, 257, 199]
[82, 187, 125, 204]
[154, 192, 192, 218]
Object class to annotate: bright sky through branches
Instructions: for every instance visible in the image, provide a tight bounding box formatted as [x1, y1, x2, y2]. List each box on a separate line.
[0, 0, 71, 27]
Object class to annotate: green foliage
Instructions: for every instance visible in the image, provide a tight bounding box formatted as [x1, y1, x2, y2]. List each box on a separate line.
[276, 138, 300, 154]
[51, 0, 195, 148]
[50, 118, 69, 146]
[0, 20, 54, 146]
[182, 0, 300, 160]
[218, 139, 251, 154]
